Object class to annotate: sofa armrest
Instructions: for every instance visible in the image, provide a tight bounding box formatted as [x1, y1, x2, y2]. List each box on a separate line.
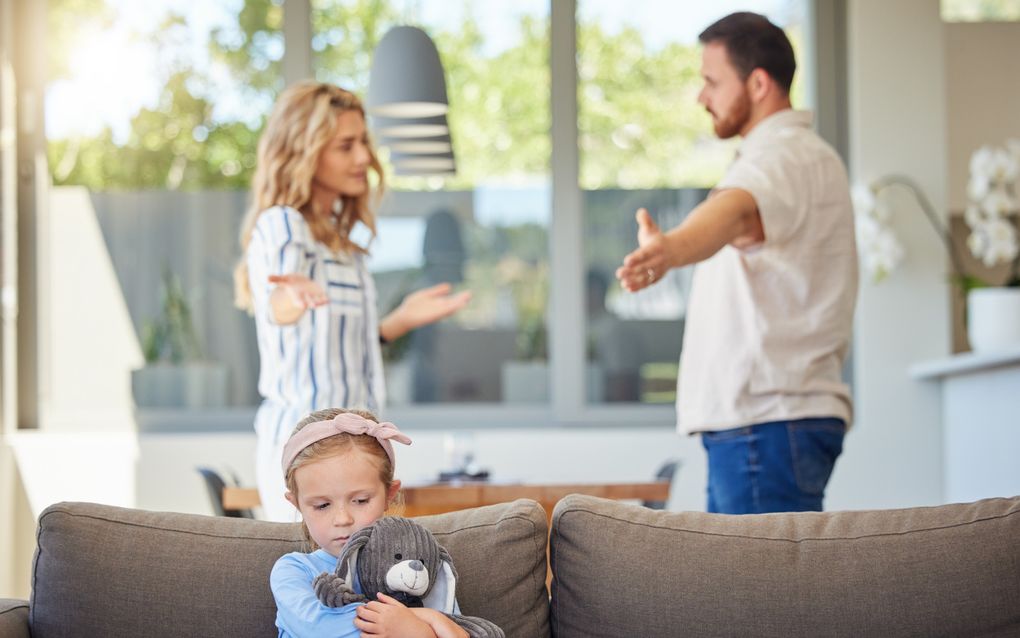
[0, 598, 29, 638]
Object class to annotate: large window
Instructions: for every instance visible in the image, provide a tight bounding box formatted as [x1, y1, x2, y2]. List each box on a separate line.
[578, 0, 809, 404]
[39, 0, 820, 427]
[44, 0, 282, 414]
[312, 0, 551, 405]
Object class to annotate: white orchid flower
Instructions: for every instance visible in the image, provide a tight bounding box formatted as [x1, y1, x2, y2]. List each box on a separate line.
[991, 147, 1019, 183]
[980, 186, 1015, 217]
[970, 146, 996, 179]
[968, 217, 1019, 268]
[856, 210, 904, 283]
[964, 204, 985, 228]
[851, 183, 877, 218]
[863, 229, 905, 283]
[967, 173, 991, 201]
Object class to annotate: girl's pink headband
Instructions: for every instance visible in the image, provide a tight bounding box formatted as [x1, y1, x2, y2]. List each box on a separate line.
[281, 412, 412, 476]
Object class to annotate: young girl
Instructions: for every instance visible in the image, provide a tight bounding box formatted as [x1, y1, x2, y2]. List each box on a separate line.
[234, 82, 471, 521]
[271, 407, 469, 638]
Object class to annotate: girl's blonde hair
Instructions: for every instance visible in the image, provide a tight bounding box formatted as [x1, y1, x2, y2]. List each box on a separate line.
[233, 82, 386, 311]
[284, 407, 402, 549]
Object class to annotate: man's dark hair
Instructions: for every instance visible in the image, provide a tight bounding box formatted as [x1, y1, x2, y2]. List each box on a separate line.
[698, 12, 796, 94]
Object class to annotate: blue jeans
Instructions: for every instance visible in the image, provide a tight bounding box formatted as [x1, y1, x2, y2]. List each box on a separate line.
[701, 417, 845, 514]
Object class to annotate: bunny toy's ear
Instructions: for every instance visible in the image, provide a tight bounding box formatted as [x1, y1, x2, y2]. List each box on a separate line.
[421, 545, 458, 613]
[335, 526, 373, 582]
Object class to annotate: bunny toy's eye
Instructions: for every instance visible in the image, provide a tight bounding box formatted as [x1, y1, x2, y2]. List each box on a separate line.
[394, 553, 402, 560]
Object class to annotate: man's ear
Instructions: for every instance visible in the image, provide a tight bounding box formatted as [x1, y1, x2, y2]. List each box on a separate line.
[386, 480, 402, 508]
[747, 68, 771, 103]
[285, 491, 298, 508]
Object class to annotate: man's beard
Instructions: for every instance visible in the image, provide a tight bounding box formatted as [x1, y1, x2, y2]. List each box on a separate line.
[710, 91, 751, 139]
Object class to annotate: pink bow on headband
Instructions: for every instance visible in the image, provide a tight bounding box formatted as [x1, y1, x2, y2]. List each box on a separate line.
[281, 412, 412, 476]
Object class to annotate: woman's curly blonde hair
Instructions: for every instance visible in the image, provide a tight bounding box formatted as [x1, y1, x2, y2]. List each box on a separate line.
[233, 82, 385, 311]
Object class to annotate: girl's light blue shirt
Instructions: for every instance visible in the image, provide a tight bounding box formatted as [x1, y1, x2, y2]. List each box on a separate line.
[271, 549, 363, 638]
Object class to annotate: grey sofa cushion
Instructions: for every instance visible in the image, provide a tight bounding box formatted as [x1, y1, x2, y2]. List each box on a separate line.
[31, 498, 549, 638]
[0, 598, 30, 638]
[549, 494, 1020, 638]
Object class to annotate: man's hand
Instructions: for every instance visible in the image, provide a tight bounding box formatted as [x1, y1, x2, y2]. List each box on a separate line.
[616, 208, 671, 292]
[380, 283, 472, 342]
[615, 190, 764, 294]
[354, 592, 437, 637]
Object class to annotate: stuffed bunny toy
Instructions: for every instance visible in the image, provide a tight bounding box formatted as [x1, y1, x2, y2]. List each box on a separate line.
[313, 516, 504, 638]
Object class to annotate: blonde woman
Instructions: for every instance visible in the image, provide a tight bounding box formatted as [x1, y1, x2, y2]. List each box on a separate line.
[235, 82, 470, 521]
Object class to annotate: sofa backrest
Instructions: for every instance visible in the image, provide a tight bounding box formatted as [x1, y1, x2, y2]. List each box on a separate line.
[30, 499, 549, 638]
[549, 494, 1020, 638]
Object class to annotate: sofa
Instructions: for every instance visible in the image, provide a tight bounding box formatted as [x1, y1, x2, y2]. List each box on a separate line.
[1, 494, 1018, 637]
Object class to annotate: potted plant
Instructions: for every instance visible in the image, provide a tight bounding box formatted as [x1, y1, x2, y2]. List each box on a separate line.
[131, 266, 229, 409]
[500, 259, 550, 403]
[854, 138, 1020, 352]
[962, 141, 1020, 351]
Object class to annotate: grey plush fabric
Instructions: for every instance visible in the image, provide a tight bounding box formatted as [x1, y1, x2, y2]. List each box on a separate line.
[30, 502, 304, 638]
[417, 500, 551, 638]
[0, 598, 30, 638]
[27, 498, 549, 638]
[549, 494, 1020, 638]
[315, 516, 505, 637]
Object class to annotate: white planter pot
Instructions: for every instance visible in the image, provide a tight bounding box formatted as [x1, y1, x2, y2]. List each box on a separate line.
[500, 361, 605, 403]
[384, 360, 414, 406]
[501, 361, 550, 403]
[967, 287, 1020, 352]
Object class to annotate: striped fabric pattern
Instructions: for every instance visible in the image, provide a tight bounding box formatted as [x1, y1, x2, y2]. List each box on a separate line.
[247, 206, 385, 447]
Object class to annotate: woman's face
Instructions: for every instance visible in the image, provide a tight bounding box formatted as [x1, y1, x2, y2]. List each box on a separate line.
[312, 110, 372, 201]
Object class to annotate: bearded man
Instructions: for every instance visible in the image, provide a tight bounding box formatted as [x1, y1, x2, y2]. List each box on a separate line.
[617, 12, 858, 514]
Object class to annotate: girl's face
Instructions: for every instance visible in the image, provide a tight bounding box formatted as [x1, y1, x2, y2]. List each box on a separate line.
[312, 110, 372, 201]
[286, 447, 400, 557]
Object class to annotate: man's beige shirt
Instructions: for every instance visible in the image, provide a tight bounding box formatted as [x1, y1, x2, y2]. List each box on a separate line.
[677, 109, 857, 435]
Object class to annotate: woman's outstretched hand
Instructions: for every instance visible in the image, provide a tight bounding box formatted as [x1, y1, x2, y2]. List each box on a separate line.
[269, 274, 328, 308]
[267, 274, 327, 324]
[381, 282, 472, 342]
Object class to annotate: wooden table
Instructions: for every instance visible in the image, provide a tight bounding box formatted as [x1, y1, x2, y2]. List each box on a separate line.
[223, 480, 670, 522]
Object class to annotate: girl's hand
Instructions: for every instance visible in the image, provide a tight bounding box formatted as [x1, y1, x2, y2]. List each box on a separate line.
[354, 592, 436, 637]
[268, 274, 327, 325]
[380, 282, 472, 342]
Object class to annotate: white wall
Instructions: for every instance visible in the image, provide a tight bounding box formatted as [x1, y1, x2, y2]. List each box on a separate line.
[945, 21, 1020, 211]
[829, 0, 951, 510]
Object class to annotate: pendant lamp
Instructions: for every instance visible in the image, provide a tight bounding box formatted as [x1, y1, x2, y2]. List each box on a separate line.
[367, 26, 449, 118]
[390, 150, 456, 177]
[371, 114, 450, 139]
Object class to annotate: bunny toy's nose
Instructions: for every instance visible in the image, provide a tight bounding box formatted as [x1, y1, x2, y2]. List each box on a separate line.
[409, 560, 424, 571]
